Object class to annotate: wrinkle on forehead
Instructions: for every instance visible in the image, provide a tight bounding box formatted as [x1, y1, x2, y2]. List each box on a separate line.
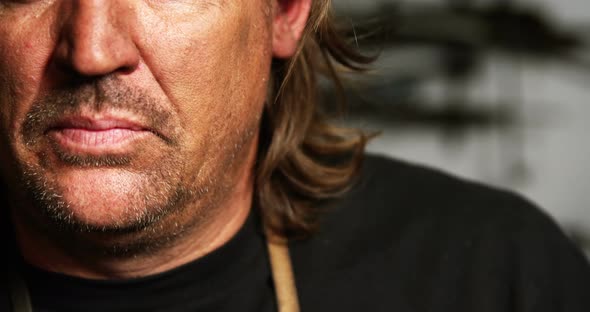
[196, 0, 228, 10]
[263, 0, 273, 19]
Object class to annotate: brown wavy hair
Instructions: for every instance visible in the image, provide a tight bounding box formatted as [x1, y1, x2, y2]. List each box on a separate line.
[257, 0, 375, 238]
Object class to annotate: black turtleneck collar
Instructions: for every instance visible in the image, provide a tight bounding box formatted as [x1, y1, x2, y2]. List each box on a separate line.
[17, 211, 277, 312]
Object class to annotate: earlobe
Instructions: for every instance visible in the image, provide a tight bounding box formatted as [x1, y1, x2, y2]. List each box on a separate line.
[272, 0, 312, 59]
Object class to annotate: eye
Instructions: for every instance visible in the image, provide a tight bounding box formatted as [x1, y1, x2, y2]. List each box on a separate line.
[0, 0, 49, 10]
[0, 0, 40, 6]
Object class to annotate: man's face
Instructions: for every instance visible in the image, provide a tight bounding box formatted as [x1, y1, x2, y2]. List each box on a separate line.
[0, 1, 274, 244]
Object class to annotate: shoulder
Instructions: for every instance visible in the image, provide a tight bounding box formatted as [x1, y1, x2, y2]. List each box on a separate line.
[292, 152, 555, 264]
[314, 153, 550, 245]
[291, 153, 590, 311]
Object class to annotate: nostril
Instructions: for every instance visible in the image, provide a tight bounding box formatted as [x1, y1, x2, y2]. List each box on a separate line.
[118, 65, 136, 75]
[50, 39, 140, 79]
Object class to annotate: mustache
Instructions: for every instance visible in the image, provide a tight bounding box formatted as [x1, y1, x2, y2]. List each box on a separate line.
[22, 76, 179, 145]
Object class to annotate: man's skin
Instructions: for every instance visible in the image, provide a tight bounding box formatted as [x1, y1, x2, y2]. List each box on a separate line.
[0, 0, 311, 280]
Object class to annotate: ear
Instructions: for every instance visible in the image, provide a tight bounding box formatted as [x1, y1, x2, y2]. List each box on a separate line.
[272, 0, 313, 59]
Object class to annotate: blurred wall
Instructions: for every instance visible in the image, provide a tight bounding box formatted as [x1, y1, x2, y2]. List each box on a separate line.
[332, 0, 590, 256]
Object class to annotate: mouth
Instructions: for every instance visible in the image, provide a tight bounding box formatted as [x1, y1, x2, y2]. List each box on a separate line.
[46, 116, 156, 155]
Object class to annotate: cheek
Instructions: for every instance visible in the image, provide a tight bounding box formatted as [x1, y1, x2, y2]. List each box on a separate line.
[142, 10, 272, 148]
[0, 17, 55, 138]
[0, 15, 53, 182]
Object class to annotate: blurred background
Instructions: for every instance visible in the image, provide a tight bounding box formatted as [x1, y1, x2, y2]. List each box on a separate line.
[331, 0, 590, 258]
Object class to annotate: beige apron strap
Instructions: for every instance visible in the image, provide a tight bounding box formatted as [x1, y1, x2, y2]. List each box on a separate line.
[266, 233, 301, 312]
[8, 271, 33, 312]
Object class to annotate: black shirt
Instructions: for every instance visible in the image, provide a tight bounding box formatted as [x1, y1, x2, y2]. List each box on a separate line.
[3, 154, 590, 311]
[10, 212, 276, 312]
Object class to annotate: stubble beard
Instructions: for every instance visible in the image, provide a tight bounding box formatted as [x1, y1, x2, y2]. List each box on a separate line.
[18, 154, 205, 258]
[11, 76, 254, 259]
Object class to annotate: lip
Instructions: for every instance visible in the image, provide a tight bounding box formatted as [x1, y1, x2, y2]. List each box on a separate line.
[51, 117, 147, 132]
[46, 116, 154, 154]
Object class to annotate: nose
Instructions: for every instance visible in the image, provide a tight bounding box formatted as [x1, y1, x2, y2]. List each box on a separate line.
[52, 0, 140, 78]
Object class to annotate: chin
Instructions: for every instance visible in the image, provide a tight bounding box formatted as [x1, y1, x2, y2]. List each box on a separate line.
[23, 165, 184, 233]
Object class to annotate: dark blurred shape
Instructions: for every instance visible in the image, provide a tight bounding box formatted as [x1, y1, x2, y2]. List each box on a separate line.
[327, 1, 589, 129]
[326, 0, 590, 254]
[342, 2, 583, 57]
